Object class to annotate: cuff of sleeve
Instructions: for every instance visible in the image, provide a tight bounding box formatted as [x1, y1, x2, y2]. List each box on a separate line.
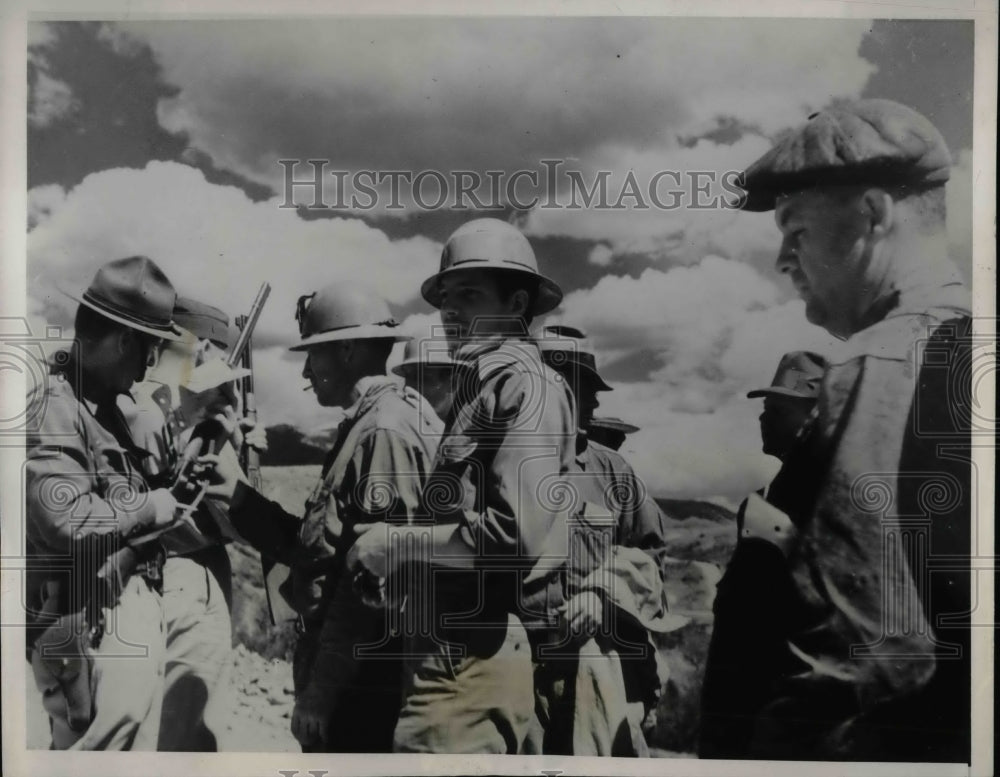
[231, 480, 254, 514]
[120, 493, 160, 537]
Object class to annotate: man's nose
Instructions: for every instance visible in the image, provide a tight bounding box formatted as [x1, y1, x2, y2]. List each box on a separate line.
[775, 239, 797, 275]
[302, 354, 313, 380]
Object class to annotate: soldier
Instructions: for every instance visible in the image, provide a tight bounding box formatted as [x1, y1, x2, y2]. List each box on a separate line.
[735, 98, 972, 761]
[120, 297, 261, 751]
[587, 417, 639, 453]
[532, 325, 677, 755]
[390, 333, 458, 421]
[25, 256, 185, 749]
[345, 218, 576, 754]
[698, 350, 826, 758]
[197, 284, 441, 753]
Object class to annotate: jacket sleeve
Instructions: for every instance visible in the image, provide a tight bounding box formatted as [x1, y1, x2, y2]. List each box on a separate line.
[458, 370, 575, 562]
[228, 481, 302, 566]
[619, 466, 671, 559]
[25, 394, 158, 554]
[343, 427, 431, 527]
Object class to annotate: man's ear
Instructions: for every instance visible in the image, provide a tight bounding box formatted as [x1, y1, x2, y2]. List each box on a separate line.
[340, 339, 356, 364]
[861, 188, 893, 237]
[116, 327, 134, 356]
[507, 289, 530, 318]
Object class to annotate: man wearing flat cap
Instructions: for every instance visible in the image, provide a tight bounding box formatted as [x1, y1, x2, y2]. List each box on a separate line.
[25, 256, 186, 749]
[200, 283, 441, 753]
[735, 98, 972, 761]
[700, 350, 826, 758]
[120, 296, 261, 751]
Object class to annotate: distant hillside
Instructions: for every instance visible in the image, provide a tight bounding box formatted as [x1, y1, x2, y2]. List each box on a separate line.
[259, 424, 327, 466]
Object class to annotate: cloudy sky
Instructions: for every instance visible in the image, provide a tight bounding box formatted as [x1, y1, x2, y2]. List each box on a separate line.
[26, 18, 974, 501]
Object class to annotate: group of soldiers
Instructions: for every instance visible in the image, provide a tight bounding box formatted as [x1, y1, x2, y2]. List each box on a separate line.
[25, 97, 972, 761]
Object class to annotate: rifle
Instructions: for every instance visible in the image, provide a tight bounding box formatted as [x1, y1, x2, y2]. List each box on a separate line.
[170, 283, 272, 494]
[235, 284, 295, 625]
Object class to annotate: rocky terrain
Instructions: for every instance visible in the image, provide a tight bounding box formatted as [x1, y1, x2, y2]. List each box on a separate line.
[28, 465, 738, 755]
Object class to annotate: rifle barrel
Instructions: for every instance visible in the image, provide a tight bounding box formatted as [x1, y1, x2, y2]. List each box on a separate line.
[228, 282, 271, 368]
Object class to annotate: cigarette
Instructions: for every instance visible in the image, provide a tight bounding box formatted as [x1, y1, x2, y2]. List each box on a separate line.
[302, 384, 312, 391]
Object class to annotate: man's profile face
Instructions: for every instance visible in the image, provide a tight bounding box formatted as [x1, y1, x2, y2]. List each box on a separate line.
[115, 329, 160, 392]
[437, 269, 521, 345]
[302, 341, 351, 407]
[561, 368, 601, 431]
[774, 188, 870, 337]
[759, 394, 816, 458]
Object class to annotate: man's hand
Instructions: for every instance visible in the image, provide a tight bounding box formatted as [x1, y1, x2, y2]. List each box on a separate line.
[191, 447, 248, 503]
[559, 591, 606, 641]
[147, 488, 180, 530]
[240, 416, 269, 452]
[291, 697, 327, 748]
[344, 522, 393, 581]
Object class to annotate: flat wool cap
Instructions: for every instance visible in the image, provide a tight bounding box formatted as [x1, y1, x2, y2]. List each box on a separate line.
[739, 99, 952, 212]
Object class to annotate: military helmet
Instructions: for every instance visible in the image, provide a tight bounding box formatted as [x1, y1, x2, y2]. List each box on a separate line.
[289, 283, 410, 351]
[391, 336, 457, 377]
[420, 218, 563, 315]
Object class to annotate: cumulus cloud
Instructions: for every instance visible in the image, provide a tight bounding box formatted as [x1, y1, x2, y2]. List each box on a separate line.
[521, 135, 779, 262]
[115, 18, 874, 201]
[29, 24, 78, 129]
[946, 148, 973, 281]
[27, 162, 444, 432]
[546, 257, 839, 497]
[29, 71, 78, 129]
[598, 385, 781, 500]
[27, 161, 441, 349]
[588, 244, 613, 267]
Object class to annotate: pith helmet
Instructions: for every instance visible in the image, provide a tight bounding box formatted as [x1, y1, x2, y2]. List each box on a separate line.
[538, 324, 613, 391]
[391, 336, 457, 377]
[289, 283, 410, 351]
[420, 218, 563, 315]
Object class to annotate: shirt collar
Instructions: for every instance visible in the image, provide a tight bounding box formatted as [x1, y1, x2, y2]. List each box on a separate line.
[343, 374, 400, 421]
[454, 336, 539, 383]
[831, 281, 971, 364]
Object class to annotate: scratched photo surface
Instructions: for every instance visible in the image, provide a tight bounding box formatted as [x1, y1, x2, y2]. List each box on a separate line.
[3, 9, 993, 777]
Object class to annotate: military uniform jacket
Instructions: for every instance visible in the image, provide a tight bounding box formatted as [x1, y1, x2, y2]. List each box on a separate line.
[25, 365, 161, 643]
[420, 337, 576, 630]
[757, 281, 972, 758]
[230, 375, 442, 619]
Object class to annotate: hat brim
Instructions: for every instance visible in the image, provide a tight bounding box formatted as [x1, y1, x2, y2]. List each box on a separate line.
[391, 358, 458, 377]
[590, 419, 640, 434]
[541, 356, 613, 392]
[289, 326, 411, 352]
[746, 387, 817, 400]
[420, 263, 563, 316]
[183, 366, 252, 394]
[61, 286, 185, 342]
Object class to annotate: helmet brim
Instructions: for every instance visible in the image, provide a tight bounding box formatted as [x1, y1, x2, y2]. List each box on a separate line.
[289, 326, 411, 351]
[420, 263, 563, 316]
